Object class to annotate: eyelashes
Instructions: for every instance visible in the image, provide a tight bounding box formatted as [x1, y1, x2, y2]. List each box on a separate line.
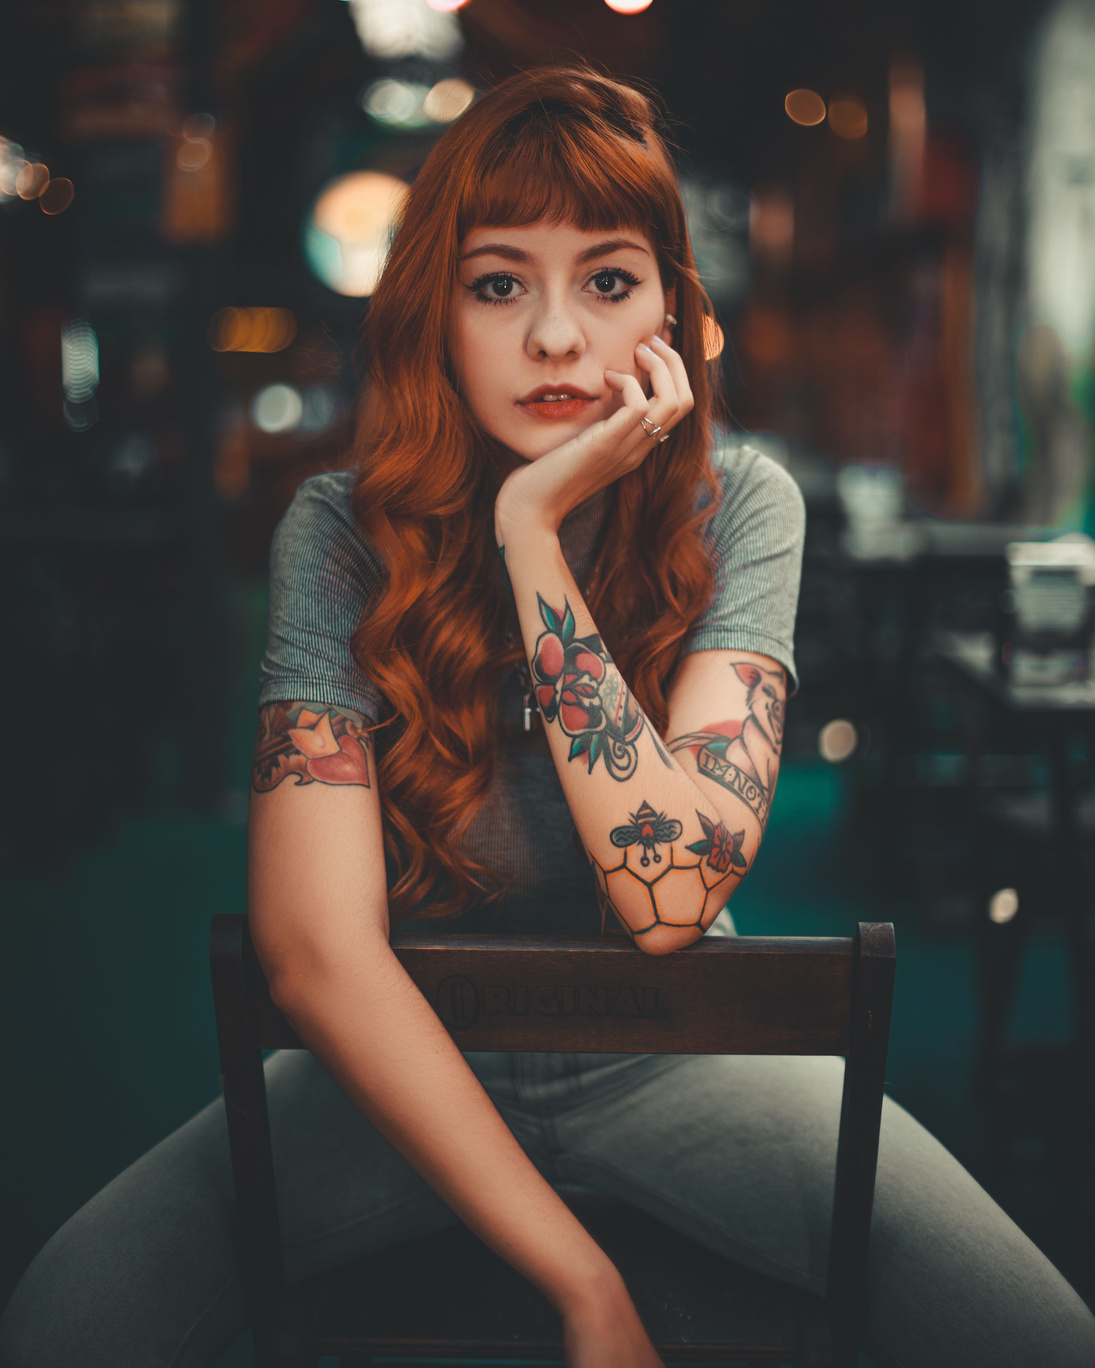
[466, 267, 642, 307]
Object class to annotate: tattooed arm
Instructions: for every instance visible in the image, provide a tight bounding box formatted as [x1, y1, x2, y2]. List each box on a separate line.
[247, 701, 639, 1341]
[498, 523, 787, 955]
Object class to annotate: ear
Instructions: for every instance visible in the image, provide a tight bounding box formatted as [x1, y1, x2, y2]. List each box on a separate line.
[733, 662, 762, 689]
[659, 284, 678, 345]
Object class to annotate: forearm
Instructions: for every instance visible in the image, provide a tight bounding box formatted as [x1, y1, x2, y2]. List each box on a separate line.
[500, 524, 750, 953]
[270, 935, 623, 1315]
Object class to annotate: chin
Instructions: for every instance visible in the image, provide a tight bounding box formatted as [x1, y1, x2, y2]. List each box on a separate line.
[510, 413, 609, 464]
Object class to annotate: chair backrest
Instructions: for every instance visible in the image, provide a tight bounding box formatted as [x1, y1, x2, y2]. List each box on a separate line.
[209, 917, 894, 1362]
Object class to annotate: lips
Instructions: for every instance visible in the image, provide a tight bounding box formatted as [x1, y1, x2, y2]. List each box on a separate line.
[515, 383, 600, 421]
[517, 384, 598, 403]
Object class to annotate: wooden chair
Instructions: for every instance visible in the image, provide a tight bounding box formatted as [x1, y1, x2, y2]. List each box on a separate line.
[209, 916, 895, 1368]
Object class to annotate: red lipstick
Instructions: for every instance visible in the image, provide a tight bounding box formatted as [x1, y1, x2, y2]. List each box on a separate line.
[515, 384, 600, 420]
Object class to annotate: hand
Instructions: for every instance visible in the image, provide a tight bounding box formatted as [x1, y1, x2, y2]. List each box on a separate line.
[494, 334, 694, 546]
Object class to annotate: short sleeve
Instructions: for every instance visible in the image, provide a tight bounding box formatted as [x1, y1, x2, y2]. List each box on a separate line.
[257, 471, 385, 720]
[682, 443, 806, 692]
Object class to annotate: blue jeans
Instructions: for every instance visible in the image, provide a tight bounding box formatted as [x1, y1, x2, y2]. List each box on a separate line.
[1, 1048, 1093, 1367]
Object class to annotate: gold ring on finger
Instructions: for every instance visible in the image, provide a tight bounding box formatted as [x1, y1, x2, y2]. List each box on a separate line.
[639, 417, 662, 439]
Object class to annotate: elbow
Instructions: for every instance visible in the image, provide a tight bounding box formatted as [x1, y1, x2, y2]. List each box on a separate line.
[254, 924, 391, 1022]
[607, 886, 714, 955]
[629, 920, 706, 956]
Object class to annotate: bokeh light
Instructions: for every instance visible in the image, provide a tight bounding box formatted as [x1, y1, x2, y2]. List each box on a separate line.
[889, 66, 926, 135]
[301, 386, 342, 433]
[61, 316, 100, 432]
[182, 113, 216, 140]
[39, 178, 74, 214]
[251, 384, 304, 433]
[61, 317, 99, 403]
[0, 138, 26, 200]
[750, 187, 794, 264]
[604, 0, 654, 12]
[16, 162, 49, 199]
[347, 0, 462, 61]
[209, 307, 298, 353]
[988, 888, 1020, 925]
[177, 140, 212, 171]
[304, 170, 409, 297]
[784, 89, 826, 126]
[702, 314, 725, 361]
[359, 78, 431, 129]
[829, 98, 868, 140]
[426, 0, 470, 10]
[818, 719, 858, 763]
[423, 77, 475, 123]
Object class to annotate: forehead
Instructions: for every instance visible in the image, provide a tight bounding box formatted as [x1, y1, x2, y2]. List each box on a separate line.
[458, 219, 655, 261]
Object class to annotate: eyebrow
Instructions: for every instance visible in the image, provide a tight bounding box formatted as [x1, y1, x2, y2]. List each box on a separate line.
[459, 237, 651, 265]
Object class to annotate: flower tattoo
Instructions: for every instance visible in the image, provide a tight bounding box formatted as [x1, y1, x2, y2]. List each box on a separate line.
[686, 811, 746, 874]
[530, 594, 644, 780]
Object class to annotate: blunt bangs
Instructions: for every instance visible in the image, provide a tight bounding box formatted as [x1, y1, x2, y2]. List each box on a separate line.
[455, 112, 680, 274]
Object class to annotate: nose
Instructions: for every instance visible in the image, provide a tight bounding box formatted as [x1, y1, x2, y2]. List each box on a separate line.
[525, 290, 585, 361]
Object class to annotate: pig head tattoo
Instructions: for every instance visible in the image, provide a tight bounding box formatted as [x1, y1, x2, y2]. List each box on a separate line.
[669, 662, 785, 828]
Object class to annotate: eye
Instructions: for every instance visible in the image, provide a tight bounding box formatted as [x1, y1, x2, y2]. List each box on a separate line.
[586, 267, 640, 303]
[467, 272, 525, 306]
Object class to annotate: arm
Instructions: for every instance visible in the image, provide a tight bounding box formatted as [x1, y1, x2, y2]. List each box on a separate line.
[248, 701, 662, 1365]
[498, 533, 785, 954]
[495, 337, 788, 953]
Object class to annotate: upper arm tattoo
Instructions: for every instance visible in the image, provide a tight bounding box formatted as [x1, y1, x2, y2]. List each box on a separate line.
[668, 661, 785, 828]
[529, 594, 646, 781]
[251, 702, 372, 792]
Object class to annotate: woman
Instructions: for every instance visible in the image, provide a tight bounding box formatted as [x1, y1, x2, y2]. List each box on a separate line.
[3, 64, 1094, 1368]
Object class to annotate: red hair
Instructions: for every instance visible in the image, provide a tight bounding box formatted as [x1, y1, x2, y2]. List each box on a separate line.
[351, 64, 723, 921]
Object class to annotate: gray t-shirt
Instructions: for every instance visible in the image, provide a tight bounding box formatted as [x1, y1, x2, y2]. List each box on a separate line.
[258, 442, 805, 934]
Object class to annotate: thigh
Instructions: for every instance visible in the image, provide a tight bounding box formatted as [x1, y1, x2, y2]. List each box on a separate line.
[0, 1051, 459, 1368]
[549, 1052, 1095, 1368]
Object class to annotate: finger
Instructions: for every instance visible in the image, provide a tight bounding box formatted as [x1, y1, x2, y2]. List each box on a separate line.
[635, 342, 686, 435]
[636, 340, 677, 410]
[593, 373, 655, 468]
[651, 336, 694, 414]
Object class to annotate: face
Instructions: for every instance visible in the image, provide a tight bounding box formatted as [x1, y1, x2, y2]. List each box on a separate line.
[448, 219, 676, 462]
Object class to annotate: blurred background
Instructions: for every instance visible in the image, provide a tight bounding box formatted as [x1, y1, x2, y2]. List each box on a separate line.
[3, 0, 1095, 1357]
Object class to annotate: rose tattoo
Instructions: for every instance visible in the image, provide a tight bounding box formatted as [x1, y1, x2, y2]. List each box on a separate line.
[530, 594, 644, 781]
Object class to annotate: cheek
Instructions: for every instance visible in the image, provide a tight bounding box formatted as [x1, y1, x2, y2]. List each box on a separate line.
[597, 305, 666, 371]
[450, 324, 520, 427]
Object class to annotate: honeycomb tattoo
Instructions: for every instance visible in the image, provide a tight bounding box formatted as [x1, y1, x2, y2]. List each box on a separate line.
[591, 806, 745, 938]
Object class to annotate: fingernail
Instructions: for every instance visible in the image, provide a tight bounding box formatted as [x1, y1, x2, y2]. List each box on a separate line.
[637, 342, 653, 354]
[651, 336, 668, 348]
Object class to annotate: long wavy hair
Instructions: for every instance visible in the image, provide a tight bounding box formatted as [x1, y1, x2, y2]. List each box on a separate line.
[351, 64, 724, 922]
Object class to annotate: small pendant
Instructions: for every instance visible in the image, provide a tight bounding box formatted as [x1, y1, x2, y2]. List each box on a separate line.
[523, 693, 533, 732]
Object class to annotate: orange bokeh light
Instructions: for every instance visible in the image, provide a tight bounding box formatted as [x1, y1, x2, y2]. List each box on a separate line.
[209, 307, 298, 354]
[702, 314, 725, 361]
[604, 0, 654, 12]
[784, 89, 826, 126]
[16, 162, 49, 199]
[829, 98, 868, 140]
[40, 178, 74, 214]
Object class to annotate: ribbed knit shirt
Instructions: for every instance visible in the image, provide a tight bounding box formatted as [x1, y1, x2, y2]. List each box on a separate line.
[258, 442, 805, 935]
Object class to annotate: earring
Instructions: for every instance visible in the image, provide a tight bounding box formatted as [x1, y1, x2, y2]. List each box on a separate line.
[664, 313, 677, 327]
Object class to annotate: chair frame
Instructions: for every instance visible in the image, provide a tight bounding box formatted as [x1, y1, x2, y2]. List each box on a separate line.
[210, 917, 895, 1368]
